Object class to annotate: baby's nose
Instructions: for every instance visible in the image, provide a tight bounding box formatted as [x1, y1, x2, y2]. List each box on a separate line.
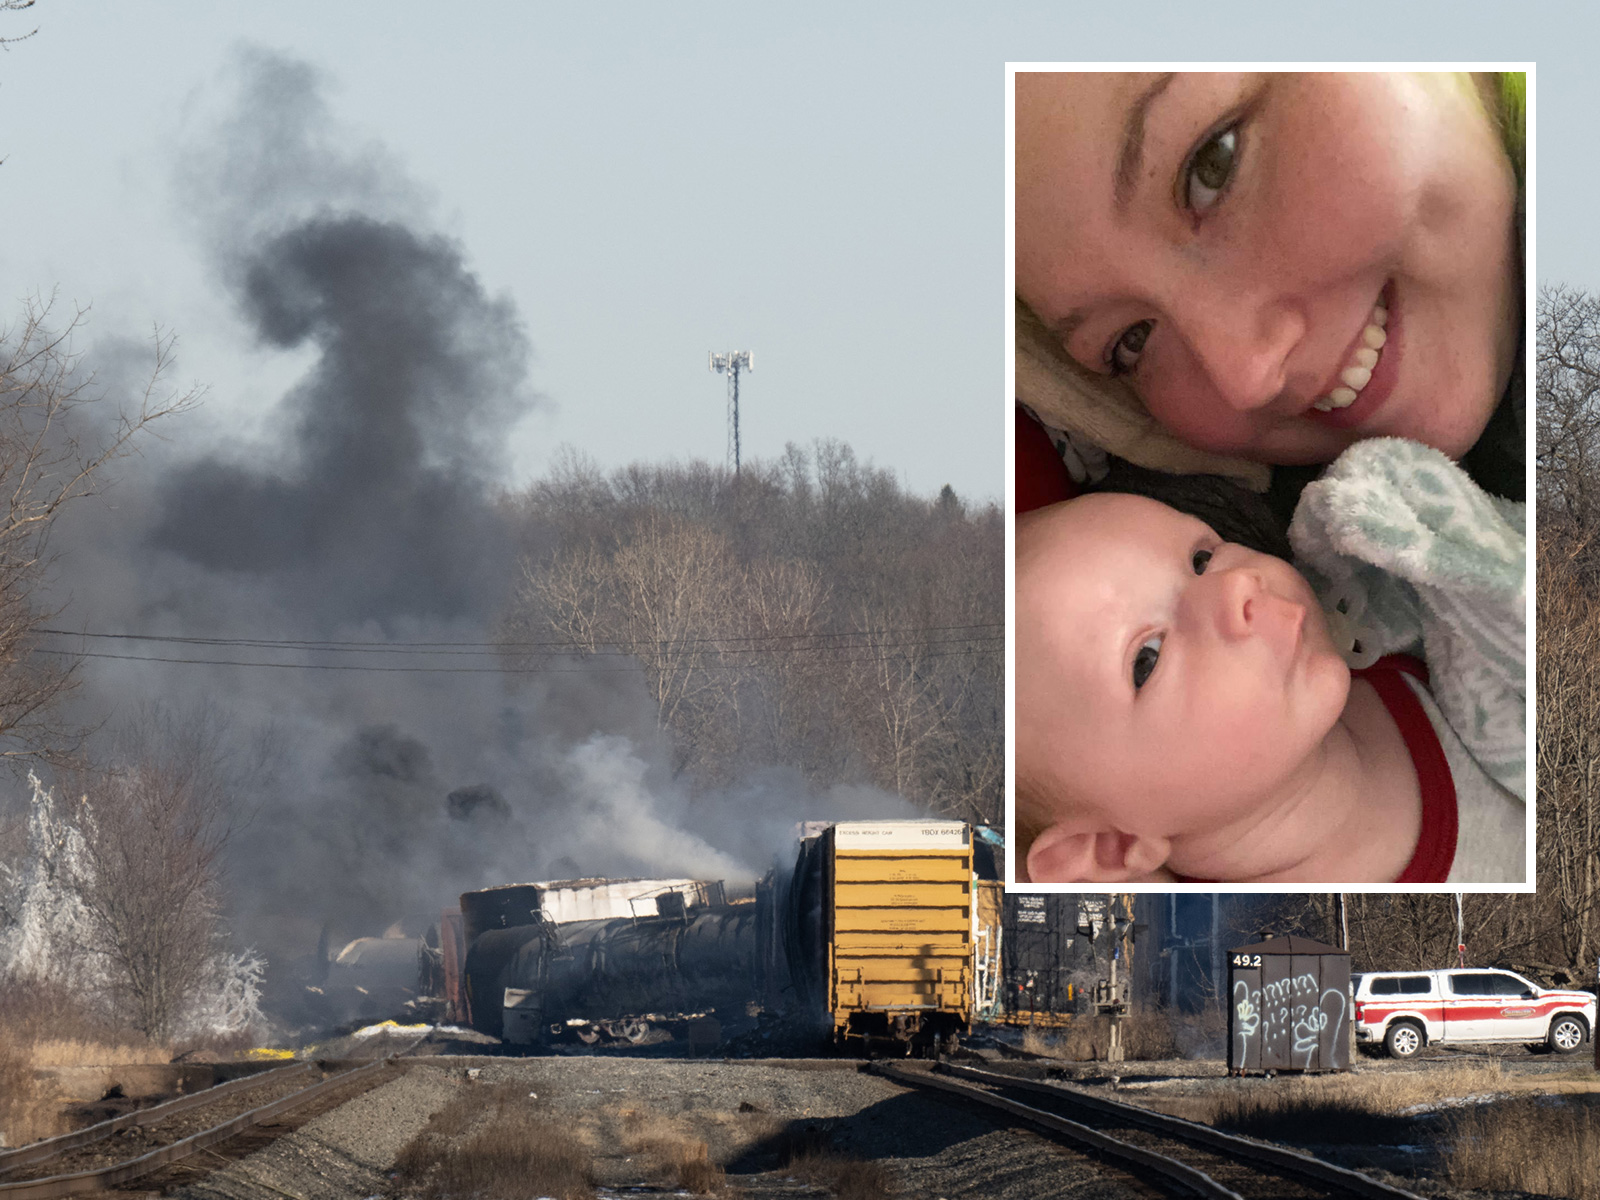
[1216, 568, 1262, 639]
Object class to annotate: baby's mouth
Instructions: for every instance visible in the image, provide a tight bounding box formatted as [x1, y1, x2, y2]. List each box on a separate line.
[1311, 291, 1390, 413]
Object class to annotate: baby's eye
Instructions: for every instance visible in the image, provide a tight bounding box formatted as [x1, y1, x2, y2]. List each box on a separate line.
[1185, 126, 1237, 213]
[1192, 549, 1213, 575]
[1109, 320, 1152, 375]
[1132, 634, 1163, 690]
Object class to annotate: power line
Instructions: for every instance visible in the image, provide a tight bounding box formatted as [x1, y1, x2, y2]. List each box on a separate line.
[28, 641, 999, 674]
[34, 622, 1001, 655]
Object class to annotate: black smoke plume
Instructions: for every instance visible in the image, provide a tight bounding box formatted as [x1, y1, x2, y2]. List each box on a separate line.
[151, 213, 527, 625]
[40, 49, 914, 1021]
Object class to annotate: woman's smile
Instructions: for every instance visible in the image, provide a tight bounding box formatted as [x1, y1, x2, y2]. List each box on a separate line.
[1310, 287, 1389, 413]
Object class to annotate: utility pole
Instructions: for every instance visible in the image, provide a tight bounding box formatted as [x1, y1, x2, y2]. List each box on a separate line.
[709, 351, 753, 477]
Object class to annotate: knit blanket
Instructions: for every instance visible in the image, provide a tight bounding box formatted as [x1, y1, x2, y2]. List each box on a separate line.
[1289, 438, 1526, 799]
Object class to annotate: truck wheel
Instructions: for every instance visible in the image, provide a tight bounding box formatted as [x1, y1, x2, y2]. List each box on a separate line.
[1548, 1015, 1586, 1054]
[1384, 1020, 1424, 1059]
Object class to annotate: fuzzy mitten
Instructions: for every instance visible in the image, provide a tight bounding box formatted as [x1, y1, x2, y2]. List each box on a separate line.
[1289, 438, 1525, 798]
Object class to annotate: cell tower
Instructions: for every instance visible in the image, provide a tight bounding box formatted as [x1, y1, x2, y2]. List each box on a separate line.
[708, 350, 753, 477]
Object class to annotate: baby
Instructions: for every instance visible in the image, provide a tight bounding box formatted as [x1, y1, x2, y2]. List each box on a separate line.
[1015, 488, 1524, 885]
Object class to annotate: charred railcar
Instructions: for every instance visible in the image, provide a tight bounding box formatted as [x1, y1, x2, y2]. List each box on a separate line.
[448, 833, 1112, 1050]
[456, 880, 763, 1044]
[973, 890, 1127, 1026]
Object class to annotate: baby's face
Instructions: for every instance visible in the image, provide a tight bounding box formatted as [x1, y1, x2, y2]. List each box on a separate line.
[1016, 493, 1350, 837]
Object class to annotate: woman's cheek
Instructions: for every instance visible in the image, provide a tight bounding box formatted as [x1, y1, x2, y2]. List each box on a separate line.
[1141, 365, 1258, 457]
[1258, 80, 1417, 284]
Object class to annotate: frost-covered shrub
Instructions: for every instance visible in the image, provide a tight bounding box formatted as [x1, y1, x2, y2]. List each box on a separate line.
[0, 774, 265, 1040]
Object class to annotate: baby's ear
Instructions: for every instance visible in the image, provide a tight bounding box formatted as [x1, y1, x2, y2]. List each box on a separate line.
[1025, 822, 1171, 883]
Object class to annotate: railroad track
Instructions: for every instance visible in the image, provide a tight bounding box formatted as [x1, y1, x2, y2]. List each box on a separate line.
[0, 1048, 416, 1200]
[872, 1062, 1429, 1200]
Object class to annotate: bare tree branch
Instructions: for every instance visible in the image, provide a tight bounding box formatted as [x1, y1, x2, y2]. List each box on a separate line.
[0, 296, 201, 759]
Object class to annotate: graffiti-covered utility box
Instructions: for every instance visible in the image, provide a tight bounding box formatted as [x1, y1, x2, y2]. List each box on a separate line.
[1227, 935, 1350, 1074]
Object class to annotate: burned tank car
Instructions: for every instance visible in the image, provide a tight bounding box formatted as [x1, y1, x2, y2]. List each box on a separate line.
[462, 898, 763, 1044]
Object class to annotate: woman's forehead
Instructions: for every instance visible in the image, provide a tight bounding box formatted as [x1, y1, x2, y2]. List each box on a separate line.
[1016, 73, 1149, 194]
[1016, 71, 1164, 129]
[1014, 72, 1224, 308]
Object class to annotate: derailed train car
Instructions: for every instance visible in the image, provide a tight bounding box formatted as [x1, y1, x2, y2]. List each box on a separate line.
[453, 878, 768, 1045]
[447, 829, 1116, 1049]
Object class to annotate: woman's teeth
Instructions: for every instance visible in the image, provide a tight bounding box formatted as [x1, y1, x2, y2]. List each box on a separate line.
[1312, 301, 1389, 412]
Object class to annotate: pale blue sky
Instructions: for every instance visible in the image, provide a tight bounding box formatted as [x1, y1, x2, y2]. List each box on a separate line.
[0, 4, 1567, 505]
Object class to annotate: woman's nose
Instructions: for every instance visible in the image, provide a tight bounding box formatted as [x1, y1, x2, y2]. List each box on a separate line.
[1172, 289, 1306, 412]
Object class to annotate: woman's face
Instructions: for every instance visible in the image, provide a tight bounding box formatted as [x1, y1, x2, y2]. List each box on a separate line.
[1015, 72, 1520, 465]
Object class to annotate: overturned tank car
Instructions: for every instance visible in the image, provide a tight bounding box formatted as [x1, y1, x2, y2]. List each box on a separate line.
[454, 878, 771, 1045]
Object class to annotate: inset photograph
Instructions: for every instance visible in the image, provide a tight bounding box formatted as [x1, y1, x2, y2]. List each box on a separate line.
[1008, 69, 1530, 887]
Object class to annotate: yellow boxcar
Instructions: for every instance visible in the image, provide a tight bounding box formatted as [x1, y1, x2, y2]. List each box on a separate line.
[972, 878, 1004, 1023]
[825, 820, 972, 1050]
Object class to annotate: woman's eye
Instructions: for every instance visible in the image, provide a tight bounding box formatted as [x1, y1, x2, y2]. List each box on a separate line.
[1185, 127, 1237, 213]
[1110, 320, 1153, 374]
[1132, 634, 1163, 690]
[1192, 549, 1213, 575]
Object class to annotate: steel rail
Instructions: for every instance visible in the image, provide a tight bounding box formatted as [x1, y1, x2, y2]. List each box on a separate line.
[0, 1058, 392, 1200]
[0, 1063, 314, 1175]
[940, 1063, 1429, 1200]
[872, 1063, 1243, 1200]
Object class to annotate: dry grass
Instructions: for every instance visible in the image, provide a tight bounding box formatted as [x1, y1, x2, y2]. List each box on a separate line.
[26, 1038, 166, 1067]
[0, 978, 265, 1148]
[0, 1032, 65, 1147]
[1154, 1063, 1600, 1155]
[395, 1081, 523, 1175]
[614, 1106, 735, 1194]
[787, 1149, 896, 1199]
[1019, 1010, 1181, 1062]
[0, 980, 151, 1051]
[673, 1140, 729, 1194]
[395, 1080, 595, 1200]
[1445, 1095, 1600, 1199]
[0, 980, 169, 1149]
[437, 1113, 594, 1200]
[1191, 1064, 1510, 1141]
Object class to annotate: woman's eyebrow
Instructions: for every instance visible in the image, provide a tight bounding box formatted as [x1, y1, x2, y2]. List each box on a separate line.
[1114, 72, 1176, 212]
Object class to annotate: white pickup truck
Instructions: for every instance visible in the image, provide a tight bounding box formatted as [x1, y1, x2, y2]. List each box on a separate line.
[1353, 968, 1596, 1058]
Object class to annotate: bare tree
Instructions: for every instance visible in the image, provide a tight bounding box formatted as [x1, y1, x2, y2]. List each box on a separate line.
[729, 556, 832, 778]
[1536, 519, 1600, 969]
[1533, 283, 1600, 976]
[0, 0, 36, 52]
[1538, 283, 1600, 526]
[522, 511, 745, 778]
[504, 444, 1002, 817]
[66, 706, 249, 1041]
[0, 298, 199, 758]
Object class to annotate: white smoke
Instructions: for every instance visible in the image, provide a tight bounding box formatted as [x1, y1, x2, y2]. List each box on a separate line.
[558, 734, 751, 882]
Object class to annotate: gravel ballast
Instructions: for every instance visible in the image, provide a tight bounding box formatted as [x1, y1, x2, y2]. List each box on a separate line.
[167, 1056, 1162, 1200]
[169, 1066, 459, 1200]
